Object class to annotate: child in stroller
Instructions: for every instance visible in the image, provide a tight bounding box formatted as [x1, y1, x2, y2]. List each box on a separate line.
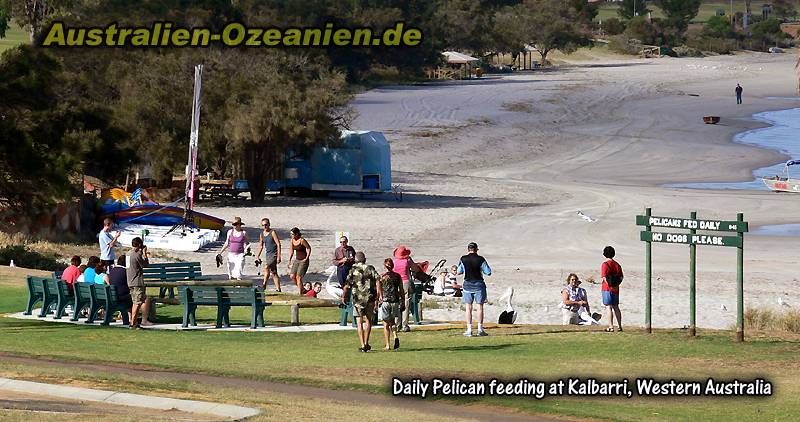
[410, 259, 449, 295]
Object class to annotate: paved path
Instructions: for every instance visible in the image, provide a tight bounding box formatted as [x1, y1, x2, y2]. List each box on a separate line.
[0, 354, 559, 422]
[0, 376, 260, 420]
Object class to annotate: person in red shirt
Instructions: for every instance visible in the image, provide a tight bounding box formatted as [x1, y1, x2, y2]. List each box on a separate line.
[61, 256, 82, 292]
[305, 282, 322, 298]
[601, 246, 623, 332]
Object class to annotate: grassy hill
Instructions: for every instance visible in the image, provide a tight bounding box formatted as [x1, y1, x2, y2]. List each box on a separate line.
[0, 20, 27, 55]
[597, 1, 751, 24]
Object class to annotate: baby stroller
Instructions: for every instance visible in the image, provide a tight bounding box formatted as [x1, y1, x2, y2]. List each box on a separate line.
[411, 259, 447, 294]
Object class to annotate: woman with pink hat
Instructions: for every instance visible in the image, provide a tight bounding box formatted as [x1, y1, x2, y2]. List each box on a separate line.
[392, 245, 414, 332]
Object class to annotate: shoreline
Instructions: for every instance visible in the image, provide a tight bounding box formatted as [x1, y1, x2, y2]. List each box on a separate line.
[667, 104, 800, 190]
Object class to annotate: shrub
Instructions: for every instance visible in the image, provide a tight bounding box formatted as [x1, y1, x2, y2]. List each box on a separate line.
[703, 15, 735, 39]
[608, 34, 643, 55]
[744, 307, 800, 333]
[684, 33, 739, 54]
[603, 18, 626, 36]
[749, 18, 793, 51]
[624, 16, 659, 45]
[672, 45, 704, 57]
[0, 245, 64, 271]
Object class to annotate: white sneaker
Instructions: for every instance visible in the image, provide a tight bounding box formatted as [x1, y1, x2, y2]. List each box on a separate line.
[463, 330, 473, 337]
[477, 329, 488, 336]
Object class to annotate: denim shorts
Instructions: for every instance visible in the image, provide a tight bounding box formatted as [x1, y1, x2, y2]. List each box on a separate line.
[602, 290, 619, 306]
[462, 286, 487, 304]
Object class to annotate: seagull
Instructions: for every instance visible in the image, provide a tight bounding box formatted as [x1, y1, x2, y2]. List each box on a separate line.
[497, 287, 516, 324]
[778, 297, 789, 307]
[721, 304, 728, 311]
[543, 306, 549, 312]
[577, 210, 596, 223]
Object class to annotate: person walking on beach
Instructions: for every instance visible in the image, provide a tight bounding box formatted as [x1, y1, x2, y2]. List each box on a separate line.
[735, 83, 743, 104]
[377, 258, 405, 351]
[98, 218, 121, 267]
[458, 242, 492, 337]
[333, 236, 356, 290]
[219, 217, 248, 280]
[344, 252, 380, 352]
[255, 218, 282, 291]
[287, 227, 312, 294]
[601, 246, 624, 332]
[392, 245, 414, 332]
[127, 237, 152, 329]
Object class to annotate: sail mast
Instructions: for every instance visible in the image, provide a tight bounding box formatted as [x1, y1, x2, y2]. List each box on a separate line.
[185, 64, 203, 213]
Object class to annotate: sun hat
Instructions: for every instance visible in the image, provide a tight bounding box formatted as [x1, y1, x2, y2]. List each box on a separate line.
[231, 217, 244, 226]
[393, 245, 412, 259]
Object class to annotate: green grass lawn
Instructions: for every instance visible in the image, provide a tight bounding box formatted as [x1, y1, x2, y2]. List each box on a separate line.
[0, 21, 28, 55]
[1, 276, 799, 420]
[597, 1, 749, 24]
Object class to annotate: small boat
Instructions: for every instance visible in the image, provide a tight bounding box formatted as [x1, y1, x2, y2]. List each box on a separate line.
[103, 204, 225, 230]
[99, 188, 225, 230]
[703, 116, 720, 124]
[763, 160, 800, 193]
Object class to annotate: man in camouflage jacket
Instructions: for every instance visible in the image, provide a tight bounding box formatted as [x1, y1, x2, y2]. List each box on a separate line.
[345, 252, 379, 352]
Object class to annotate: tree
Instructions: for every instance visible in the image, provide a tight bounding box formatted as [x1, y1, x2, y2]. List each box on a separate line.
[495, 0, 586, 65]
[0, 45, 126, 208]
[0, 0, 75, 42]
[624, 15, 660, 45]
[568, 0, 599, 27]
[223, 52, 353, 203]
[655, 0, 701, 34]
[751, 18, 791, 49]
[773, 0, 798, 20]
[618, 0, 649, 20]
[603, 18, 626, 36]
[703, 15, 735, 39]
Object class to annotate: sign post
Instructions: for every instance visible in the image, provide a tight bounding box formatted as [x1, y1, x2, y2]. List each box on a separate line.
[689, 211, 696, 337]
[636, 210, 747, 340]
[645, 207, 652, 334]
[737, 213, 744, 342]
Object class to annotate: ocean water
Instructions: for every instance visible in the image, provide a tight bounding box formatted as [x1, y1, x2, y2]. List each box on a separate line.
[668, 107, 800, 190]
[751, 224, 800, 237]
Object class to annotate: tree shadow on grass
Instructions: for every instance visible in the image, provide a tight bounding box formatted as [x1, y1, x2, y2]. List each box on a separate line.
[400, 343, 523, 353]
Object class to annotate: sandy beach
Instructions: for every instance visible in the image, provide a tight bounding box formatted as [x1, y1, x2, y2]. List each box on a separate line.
[187, 49, 800, 329]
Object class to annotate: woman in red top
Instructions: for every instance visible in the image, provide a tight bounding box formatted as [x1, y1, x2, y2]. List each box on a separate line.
[601, 246, 623, 332]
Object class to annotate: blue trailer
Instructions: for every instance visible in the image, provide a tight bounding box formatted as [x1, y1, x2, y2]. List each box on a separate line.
[270, 130, 392, 194]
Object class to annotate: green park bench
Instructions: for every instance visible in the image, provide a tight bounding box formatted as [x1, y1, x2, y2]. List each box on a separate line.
[339, 287, 423, 327]
[70, 283, 130, 326]
[24, 276, 73, 318]
[71, 283, 93, 322]
[24, 276, 59, 317]
[43, 277, 73, 319]
[180, 286, 270, 329]
[144, 262, 204, 299]
[24, 276, 45, 316]
[410, 282, 424, 325]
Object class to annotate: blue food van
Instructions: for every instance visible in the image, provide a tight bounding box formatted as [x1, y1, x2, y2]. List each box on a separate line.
[270, 130, 391, 194]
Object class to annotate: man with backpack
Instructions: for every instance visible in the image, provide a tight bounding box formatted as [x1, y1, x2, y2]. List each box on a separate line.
[601, 245, 624, 332]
